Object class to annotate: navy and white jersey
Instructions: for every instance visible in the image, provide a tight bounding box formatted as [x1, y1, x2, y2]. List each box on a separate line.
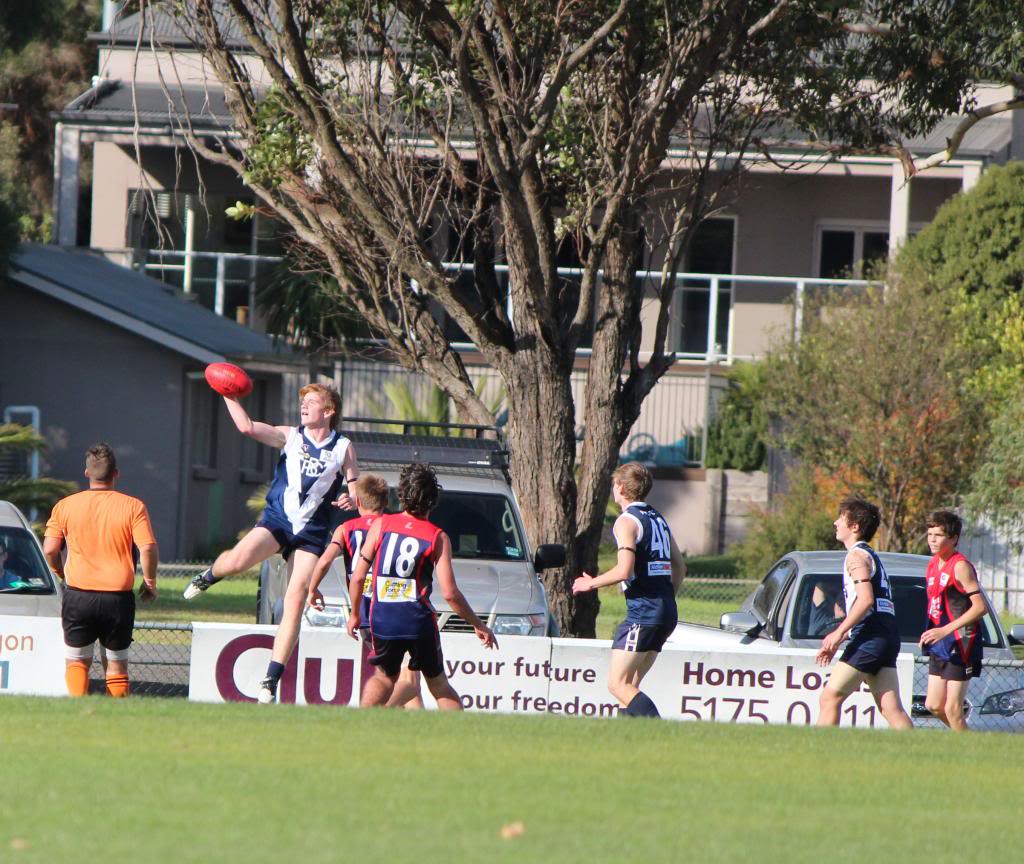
[842, 541, 899, 641]
[261, 427, 351, 540]
[618, 502, 677, 627]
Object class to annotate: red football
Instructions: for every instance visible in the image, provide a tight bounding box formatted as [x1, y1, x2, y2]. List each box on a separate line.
[204, 362, 253, 398]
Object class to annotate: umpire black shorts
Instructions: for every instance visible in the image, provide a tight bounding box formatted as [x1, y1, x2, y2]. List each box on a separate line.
[62, 586, 135, 651]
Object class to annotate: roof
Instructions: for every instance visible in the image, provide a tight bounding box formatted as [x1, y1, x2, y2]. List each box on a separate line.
[787, 550, 931, 578]
[8, 245, 295, 366]
[59, 74, 1012, 162]
[90, 2, 257, 51]
[55, 80, 237, 129]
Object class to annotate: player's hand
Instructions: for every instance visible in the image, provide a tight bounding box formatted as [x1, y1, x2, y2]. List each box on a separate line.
[919, 626, 949, 647]
[572, 572, 596, 594]
[139, 582, 157, 603]
[816, 628, 844, 665]
[332, 491, 357, 510]
[475, 625, 498, 650]
[345, 612, 361, 640]
[307, 587, 324, 611]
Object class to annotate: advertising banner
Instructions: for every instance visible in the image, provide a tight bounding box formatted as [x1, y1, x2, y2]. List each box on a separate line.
[190, 623, 913, 729]
[0, 615, 66, 697]
[189, 623, 365, 705]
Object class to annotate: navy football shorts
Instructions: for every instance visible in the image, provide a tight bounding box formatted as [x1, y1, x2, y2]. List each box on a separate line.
[612, 620, 676, 653]
[256, 515, 328, 559]
[840, 633, 900, 675]
[368, 629, 444, 679]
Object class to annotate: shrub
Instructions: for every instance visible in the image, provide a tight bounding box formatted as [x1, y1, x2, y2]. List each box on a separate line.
[704, 362, 767, 471]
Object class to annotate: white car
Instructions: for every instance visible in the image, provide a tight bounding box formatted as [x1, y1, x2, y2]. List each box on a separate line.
[258, 420, 564, 638]
[0, 500, 62, 617]
[668, 550, 1024, 731]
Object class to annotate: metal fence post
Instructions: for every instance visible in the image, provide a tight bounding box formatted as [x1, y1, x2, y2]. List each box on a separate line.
[705, 276, 720, 363]
[794, 280, 806, 343]
[214, 254, 226, 316]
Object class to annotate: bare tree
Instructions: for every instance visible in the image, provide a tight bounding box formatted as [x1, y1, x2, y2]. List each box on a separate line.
[147, 0, 1021, 634]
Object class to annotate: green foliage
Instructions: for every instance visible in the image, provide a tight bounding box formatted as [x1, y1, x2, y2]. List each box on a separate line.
[964, 386, 1024, 534]
[243, 88, 315, 189]
[0, 2, 100, 243]
[368, 377, 505, 435]
[255, 262, 367, 352]
[0, 423, 77, 513]
[731, 466, 842, 579]
[761, 276, 987, 551]
[896, 162, 1024, 404]
[704, 363, 768, 471]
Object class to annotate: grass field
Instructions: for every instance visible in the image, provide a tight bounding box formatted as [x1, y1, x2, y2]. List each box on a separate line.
[2, 696, 1022, 864]
[145, 576, 259, 624]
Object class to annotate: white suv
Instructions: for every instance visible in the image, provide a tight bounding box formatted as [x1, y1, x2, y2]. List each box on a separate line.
[257, 420, 564, 637]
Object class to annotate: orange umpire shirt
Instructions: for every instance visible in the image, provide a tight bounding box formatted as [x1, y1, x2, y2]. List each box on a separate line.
[45, 490, 156, 592]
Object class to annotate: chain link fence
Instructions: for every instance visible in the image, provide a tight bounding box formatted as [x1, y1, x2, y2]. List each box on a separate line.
[912, 655, 1024, 733]
[88, 622, 192, 697]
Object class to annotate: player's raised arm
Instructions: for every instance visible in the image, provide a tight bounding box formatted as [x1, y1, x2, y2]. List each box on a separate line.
[222, 396, 290, 448]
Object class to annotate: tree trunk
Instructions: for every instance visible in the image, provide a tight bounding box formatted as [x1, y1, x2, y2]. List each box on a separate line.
[571, 221, 646, 636]
[501, 346, 580, 636]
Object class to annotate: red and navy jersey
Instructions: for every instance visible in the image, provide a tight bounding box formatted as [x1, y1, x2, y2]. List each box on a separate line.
[368, 512, 443, 640]
[341, 514, 379, 622]
[926, 551, 983, 665]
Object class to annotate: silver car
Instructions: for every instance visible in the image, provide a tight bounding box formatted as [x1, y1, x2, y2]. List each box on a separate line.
[258, 422, 564, 638]
[670, 550, 1024, 731]
[0, 500, 62, 617]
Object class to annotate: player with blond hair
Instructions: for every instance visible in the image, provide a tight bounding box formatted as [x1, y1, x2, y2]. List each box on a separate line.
[184, 383, 358, 704]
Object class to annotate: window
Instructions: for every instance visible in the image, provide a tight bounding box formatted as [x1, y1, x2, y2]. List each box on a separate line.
[751, 559, 796, 624]
[817, 225, 889, 279]
[382, 490, 525, 561]
[0, 526, 57, 594]
[675, 217, 735, 357]
[190, 379, 219, 471]
[792, 572, 1002, 647]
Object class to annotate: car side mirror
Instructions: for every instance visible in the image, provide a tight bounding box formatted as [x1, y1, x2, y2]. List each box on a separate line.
[1009, 624, 1024, 646]
[720, 611, 764, 637]
[534, 544, 566, 571]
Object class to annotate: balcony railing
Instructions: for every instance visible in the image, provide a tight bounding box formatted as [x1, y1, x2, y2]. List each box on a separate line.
[101, 247, 871, 361]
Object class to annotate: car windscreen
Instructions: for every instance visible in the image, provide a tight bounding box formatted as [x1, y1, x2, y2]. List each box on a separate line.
[791, 573, 1002, 647]
[376, 490, 526, 561]
[0, 525, 57, 594]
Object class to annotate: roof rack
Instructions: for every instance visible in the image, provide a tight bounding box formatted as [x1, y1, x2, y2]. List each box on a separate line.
[340, 417, 509, 472]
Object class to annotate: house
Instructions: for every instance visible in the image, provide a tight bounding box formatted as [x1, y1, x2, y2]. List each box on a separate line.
[41, 3, 1024, 554]
[1, 244, 304, 558]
